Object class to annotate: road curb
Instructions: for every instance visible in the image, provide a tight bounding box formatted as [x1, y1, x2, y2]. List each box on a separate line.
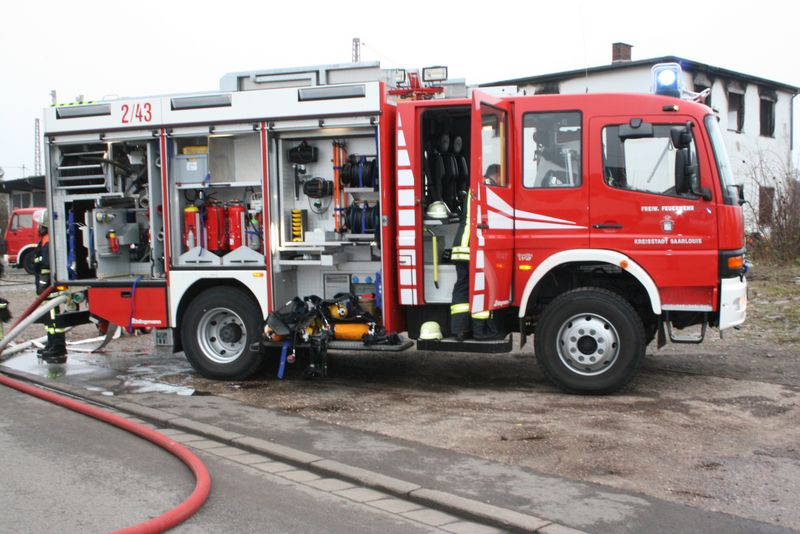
[0, 366, 580, 533]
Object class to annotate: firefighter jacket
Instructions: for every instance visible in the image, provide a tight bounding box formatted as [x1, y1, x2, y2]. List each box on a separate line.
[450, 190, 472, 262]
[34, 234, 51, 295]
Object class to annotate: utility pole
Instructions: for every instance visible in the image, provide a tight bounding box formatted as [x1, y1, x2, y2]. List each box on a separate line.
[34, 118, 42, 176]
[49, 90, 57, 105]
[352, 38, 361, 63]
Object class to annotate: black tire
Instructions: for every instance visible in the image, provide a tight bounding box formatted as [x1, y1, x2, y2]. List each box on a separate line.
[21, 251, 35, 274]
[181, 286, 264, 380]
[534, 288, 646, 394]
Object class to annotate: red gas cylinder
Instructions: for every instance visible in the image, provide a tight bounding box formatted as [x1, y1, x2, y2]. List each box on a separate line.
[205, 202, 227, 253]
[226, 202, 246, 250]
[183, 205, 200, 249]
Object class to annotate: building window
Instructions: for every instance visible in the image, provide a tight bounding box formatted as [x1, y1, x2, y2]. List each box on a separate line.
[759, 98, 775, 137]
[32, 192, 46, 206]
[11, 193, 30, 209]
[758, 185, 775, 227]
[694, 84, 711, 108]
[727, 92, 744, 133]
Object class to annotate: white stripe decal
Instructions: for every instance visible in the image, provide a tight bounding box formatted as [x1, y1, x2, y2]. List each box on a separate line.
[515, 220, 587, 230]
[397, 149, 410, 167]
[476, 250, 484, 269]
[514, 208, 577, 225]
[397, 129, 406, 147]
[400, 269, 416, 285]
[400, 288, 416, 305]
[472, 294, 485, 314]
[399, 250, 416, 265]
[486, 188, 513, 216]
[488, 210, 513, 229]
[398, 188, 414, 207]
[474, 272, 485, 291]
[398, 209, 416, 227]
[397, 169, 414, 186]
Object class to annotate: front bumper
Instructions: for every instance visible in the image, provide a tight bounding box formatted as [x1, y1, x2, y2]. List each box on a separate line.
[719, 276, 747, 330]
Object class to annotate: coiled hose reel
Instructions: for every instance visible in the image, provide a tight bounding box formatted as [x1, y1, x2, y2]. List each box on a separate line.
[345, 201, 380, 241]
[341, 155, 378, 188]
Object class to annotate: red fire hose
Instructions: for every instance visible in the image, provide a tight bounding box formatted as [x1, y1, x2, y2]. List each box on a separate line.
[0, 373, 211, 533]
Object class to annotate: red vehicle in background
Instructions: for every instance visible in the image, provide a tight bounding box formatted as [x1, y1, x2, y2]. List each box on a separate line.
[3, 207, 45, 274]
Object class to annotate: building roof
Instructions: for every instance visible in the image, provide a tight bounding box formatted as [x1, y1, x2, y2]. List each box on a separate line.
[0, 175, 45, 194]
[483, 55, 800, 94]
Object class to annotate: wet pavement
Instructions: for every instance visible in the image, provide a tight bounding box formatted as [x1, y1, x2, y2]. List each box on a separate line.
[1, 345, 196, 397]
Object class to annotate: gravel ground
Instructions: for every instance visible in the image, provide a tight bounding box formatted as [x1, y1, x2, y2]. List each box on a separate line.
[2, 263, 799, 529]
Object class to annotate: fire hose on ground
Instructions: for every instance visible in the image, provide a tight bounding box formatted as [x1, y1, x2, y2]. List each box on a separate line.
[0, 289, 212, 532]
[0, 373, 211, 532]
[0, 294, 67, 354]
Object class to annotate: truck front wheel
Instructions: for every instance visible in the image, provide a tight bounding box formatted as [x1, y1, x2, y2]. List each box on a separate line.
[181, 287, 264, 380]
[534, 288, 645, 394]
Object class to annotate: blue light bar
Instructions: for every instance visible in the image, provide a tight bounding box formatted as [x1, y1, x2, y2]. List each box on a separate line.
[651, 63, 682, 98]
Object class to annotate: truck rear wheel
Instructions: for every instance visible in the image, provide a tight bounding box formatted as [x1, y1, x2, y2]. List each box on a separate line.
[181, 287, 264, 380]
[534, 288, 645, 394]
[21, 251, 35, 274]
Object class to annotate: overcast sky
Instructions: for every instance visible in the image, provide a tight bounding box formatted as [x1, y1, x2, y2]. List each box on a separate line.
[1, 0, 797, 179]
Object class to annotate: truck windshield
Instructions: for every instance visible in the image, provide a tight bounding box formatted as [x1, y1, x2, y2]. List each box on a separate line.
[704, 115, 739, 205]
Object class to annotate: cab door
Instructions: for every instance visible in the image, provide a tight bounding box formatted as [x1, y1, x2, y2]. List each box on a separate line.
[589, 115, 718, 310]
[469, 91, 514, 314]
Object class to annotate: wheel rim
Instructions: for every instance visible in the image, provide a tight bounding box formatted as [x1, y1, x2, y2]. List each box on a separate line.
[196, 307, 248, 364]
[556, 313, 620, 376]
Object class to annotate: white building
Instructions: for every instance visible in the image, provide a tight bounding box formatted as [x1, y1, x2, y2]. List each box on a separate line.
[484, 43, 799, 230]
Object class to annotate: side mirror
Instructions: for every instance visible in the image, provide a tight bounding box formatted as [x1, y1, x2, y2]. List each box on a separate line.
[670, 125, 692, 149]
[735, 184, 745, 205]
[675, 147, 712, 201]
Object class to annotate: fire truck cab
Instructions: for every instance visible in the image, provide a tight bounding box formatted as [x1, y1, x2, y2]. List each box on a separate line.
[42, 62, 747, 394]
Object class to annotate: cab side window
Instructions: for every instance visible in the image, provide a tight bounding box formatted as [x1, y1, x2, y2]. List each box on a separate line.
[522, 111, 582, 188]
[602, 124, 698, 197]
[10, 214, 33, 231]
[480, 106, 508, 187]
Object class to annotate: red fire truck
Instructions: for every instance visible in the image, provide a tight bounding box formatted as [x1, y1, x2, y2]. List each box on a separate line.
[41, 62, 746, 393]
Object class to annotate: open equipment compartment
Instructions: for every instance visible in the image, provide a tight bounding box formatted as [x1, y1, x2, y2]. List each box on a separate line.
[48, 133, 166, 283]
[269, 120, 384, 323]
[167, 125, 265, 268]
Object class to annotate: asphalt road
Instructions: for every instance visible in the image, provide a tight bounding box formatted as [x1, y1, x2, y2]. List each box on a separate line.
[0, 384, 445, 533]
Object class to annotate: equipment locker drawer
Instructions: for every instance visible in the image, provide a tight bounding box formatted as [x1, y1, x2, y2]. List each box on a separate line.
[88, 286, 168, 329]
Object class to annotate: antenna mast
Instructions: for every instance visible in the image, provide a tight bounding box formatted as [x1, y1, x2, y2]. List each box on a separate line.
[352, 38, 361, 63]
[34, 118, 42, 176]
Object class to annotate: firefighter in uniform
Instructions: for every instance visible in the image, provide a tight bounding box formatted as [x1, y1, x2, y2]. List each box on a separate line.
[449, 165, 501, 341]
[33, 210, 67, 363]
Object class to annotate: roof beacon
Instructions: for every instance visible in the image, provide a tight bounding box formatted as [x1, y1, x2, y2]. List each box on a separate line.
[652, 62, 711, 103]
[651, 62, 682, 98]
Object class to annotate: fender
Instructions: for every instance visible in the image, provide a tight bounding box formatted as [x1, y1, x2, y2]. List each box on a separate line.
[168, 270, 269, 327]
[14, 244, 37, 265]
[517, 249, 662, 317]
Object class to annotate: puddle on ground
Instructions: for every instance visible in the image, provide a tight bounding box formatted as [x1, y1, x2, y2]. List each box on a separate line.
[0, 349, 195, 397]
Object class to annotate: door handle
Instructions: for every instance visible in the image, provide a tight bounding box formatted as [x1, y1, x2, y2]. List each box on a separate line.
[593, 223, 623, 229]
[477, 223, 489, 230]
